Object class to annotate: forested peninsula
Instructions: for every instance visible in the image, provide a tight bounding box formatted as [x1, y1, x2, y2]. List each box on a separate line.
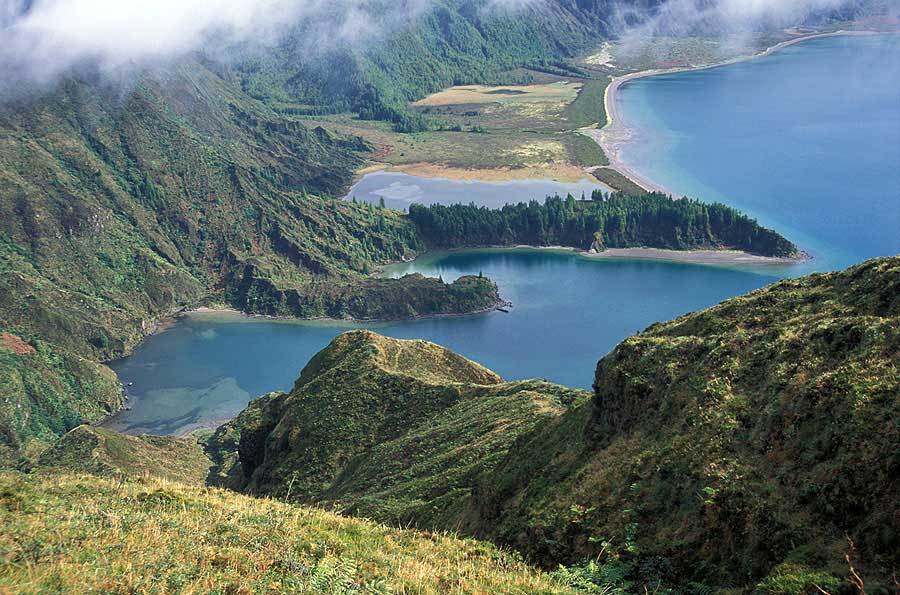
[408, 191, 801, 258]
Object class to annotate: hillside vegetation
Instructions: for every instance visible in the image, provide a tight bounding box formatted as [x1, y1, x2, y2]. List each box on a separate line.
[208, 330, 590, 529]
[0, 66, 500, 364]
[0, 471, 574, 594]
[0, 63, 497, 462]
[467, 256, 900, 592]
[0, 331, 121, 466]
[36, 425, 212, 485]
[212, 257, 899, 593]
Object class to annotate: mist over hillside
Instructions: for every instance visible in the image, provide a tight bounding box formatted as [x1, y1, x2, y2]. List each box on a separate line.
[1, 0, 889, 99]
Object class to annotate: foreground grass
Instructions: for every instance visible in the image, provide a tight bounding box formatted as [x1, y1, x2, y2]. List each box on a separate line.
[0, 472, 572, 594]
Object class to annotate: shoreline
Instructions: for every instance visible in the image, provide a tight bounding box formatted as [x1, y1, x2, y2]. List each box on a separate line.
[349, 162, 606, 188]
[385, 244, 808, 269]
[183, 295, 512, 326]
[582, 247, 807, 266]
[597, 29, 881, 195]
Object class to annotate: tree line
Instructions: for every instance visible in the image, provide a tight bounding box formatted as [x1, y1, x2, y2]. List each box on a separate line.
[407, 191, 798, 257]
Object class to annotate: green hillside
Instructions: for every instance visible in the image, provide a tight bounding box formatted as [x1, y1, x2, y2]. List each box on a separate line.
[212, 257, 900, 593]
[236, 0, 622, 130]
[0, 65, 501, 364]
[36, 425, 212, 486]
[0, 61, 497, 462]
[208, 330, 590, 529]
[0, 331, 121, 466]
[467, 256, 900, 592]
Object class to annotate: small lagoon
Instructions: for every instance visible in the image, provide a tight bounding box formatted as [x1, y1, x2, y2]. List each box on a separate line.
[345, 170, 610, 210]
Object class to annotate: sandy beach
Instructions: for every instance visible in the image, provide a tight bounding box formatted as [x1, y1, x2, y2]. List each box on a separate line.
[434, 244, 808, 267]
[596, 30, 881, 196]
[390, 162, 599, 184]
[583, 247, 808, 266]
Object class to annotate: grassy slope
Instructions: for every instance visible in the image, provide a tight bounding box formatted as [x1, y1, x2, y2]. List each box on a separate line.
[466, 256, 900, 592]
[37, 425, 212, 486]
[9, 258, 897, 592]
[209, 257, 898, 592]
[0, 331, 121, 466]
[0, 66, 499, 363]
[0, 471, 573, 594]
[208, 330, 590, 528]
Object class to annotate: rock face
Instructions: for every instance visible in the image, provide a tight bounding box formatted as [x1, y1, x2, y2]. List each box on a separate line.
[467, 256, 900, 592]
[207, 330, 588, 527]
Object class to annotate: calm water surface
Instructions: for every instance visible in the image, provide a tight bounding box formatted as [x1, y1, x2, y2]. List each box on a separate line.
[345, 170, 610, 210]
[107, 251, 775, 434]
[616, 34, 900, 271]
[107, 35, 899, 434]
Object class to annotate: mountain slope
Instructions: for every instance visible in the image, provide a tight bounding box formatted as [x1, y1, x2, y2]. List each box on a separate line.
[0, 331, 121, 466]
[0, 61, 498, 462]
[467, 256, 899, 591]
[212, 257, 900, 592]
[0, 65, 499, 364]
[36, 425, 212, 486]
[207, 330, 590, 528]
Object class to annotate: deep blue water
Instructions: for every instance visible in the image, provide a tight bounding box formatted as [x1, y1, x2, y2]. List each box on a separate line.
[107, 35, 899, 434]
[107, 251, 775, 434]
[616, 34, 900, 271]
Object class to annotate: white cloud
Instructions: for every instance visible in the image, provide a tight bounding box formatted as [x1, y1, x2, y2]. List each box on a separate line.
[0, 0, 429, 90]
[0, 0, 883, 95]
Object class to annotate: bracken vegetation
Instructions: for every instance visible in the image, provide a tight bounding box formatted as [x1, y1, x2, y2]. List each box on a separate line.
[467, 256, 900, 592]
[0, 331, 121, 466]
[1, 258, 897, 594]
[1, 1, 895, 591]
[207, 330, 589, 530]
[0, 471, 574, 594]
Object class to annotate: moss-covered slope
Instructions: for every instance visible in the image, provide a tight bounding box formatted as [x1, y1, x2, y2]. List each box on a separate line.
[37, 425, 212, 486]
[468, 256, 899, 592]
[0, 471, 573, 594]
[208, 330, 589, 528]
[0, 66, 500, 365]
[0, 331, 121, 466]
[211, 257, 899, 592]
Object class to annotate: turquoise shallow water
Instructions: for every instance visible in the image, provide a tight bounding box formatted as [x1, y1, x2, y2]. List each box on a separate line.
[107, 35, 900, 434]
[616, 34, 900, 271]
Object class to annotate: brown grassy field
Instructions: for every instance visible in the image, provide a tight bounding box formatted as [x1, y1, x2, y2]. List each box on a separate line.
[412, 82, 581, 107]
[305, 76, 609, 182]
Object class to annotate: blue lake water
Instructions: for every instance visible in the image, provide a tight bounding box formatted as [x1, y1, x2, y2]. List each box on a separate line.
[107, 34, 900, 434]
[616, 34, 900, 271]
[106, 250, 776, 434]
